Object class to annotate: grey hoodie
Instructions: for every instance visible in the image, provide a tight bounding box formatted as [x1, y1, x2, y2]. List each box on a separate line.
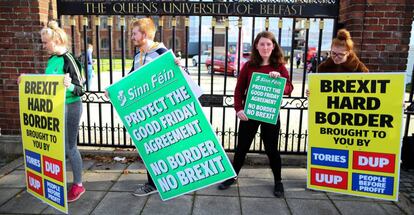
[129, 42, 167, 74]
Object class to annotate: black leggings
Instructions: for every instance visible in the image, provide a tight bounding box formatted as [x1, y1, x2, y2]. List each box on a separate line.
[147, 172, 155, 187]
[233, 119, 282, 183]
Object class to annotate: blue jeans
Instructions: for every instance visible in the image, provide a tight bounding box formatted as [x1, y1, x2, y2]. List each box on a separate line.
[87, 64, 94, 89]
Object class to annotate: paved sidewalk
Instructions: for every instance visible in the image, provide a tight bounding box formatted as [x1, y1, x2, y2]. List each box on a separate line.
[0, 156, 412, 215]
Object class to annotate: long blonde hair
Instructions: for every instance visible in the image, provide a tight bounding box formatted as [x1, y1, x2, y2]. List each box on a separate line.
[40, 20, 68, 47]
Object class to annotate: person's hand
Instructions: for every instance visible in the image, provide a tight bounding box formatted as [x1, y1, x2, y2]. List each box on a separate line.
[17, 74, 24, 85]
[104, 90, 109, 99]
[236, 110, 248, 121]
[269, 71, 281, 79]
[174, 58, 182, 67]
[306, 89, 310, 97]
[63, 73, 72, 88]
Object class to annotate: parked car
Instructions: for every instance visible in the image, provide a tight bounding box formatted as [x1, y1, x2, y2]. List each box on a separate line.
[205, 54, 248, 77]
[192, 50, 210, 66]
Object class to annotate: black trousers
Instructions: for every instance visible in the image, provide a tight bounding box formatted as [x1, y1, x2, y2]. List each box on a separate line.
[147, 172, 155, 187]
[233, 119, 282, 183]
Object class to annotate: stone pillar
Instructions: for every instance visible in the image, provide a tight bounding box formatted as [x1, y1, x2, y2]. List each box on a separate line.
[0, 0, 56, 135]
[339, 0, 413, 72]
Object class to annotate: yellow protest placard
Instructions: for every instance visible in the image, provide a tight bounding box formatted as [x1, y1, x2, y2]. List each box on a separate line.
[19, 75, 68, 213]
[307, 73, 405, 201]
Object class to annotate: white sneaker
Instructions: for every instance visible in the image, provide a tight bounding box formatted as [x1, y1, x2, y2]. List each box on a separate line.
[132, 183, 158, 197]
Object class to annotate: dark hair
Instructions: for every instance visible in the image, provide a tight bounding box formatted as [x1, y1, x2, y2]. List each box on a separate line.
[249, 31, 285, 67]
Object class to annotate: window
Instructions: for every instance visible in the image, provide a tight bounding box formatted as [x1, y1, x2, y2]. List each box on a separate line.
[175, 17, 180, 27]
[101, 17, 108, 29]
[152, 17, 160, 29]
[168, 38, 181, 50]
[116, 17, 122, 31]
[165, 17, 171, 29]
[118, 39, 125, 50]
[87, 18, 92, 30]
[101, 38, 109, 49]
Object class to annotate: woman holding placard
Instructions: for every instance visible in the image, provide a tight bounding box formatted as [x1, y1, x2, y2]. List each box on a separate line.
[218, 31, 293, 198]
[306, 29, 369, 97]
[317, 29, 368, 73]
[40, 20, 85, 202]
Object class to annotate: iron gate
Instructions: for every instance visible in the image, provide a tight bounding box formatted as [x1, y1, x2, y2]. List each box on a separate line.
[57, 0, 341, 155]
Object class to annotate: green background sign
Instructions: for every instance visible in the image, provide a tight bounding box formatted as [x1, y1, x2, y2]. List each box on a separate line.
[107, 51, 236, 200]
[244, 72, 286, 124]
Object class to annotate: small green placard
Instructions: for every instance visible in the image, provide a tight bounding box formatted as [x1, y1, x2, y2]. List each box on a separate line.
[106, 51, 236, 200]
[244, 72, 286, 124]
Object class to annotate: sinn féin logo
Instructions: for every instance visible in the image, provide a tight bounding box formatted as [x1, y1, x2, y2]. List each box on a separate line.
[118, 90, 127, 107]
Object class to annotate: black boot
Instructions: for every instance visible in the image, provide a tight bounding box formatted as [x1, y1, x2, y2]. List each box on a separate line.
[218, 178, 236, 190]
[274, 181, 284, 198]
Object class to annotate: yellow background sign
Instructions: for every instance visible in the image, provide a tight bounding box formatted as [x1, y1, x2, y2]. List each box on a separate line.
[307, 73, 405, 201]
[19, 75, 68, 213]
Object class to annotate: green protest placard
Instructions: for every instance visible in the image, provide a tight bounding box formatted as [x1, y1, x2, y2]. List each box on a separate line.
[244, 72, 286, 124]
[106, 51, 236, 200]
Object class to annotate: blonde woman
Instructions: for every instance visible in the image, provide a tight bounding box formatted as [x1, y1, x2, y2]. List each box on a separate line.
[40, 20, 85, 202]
